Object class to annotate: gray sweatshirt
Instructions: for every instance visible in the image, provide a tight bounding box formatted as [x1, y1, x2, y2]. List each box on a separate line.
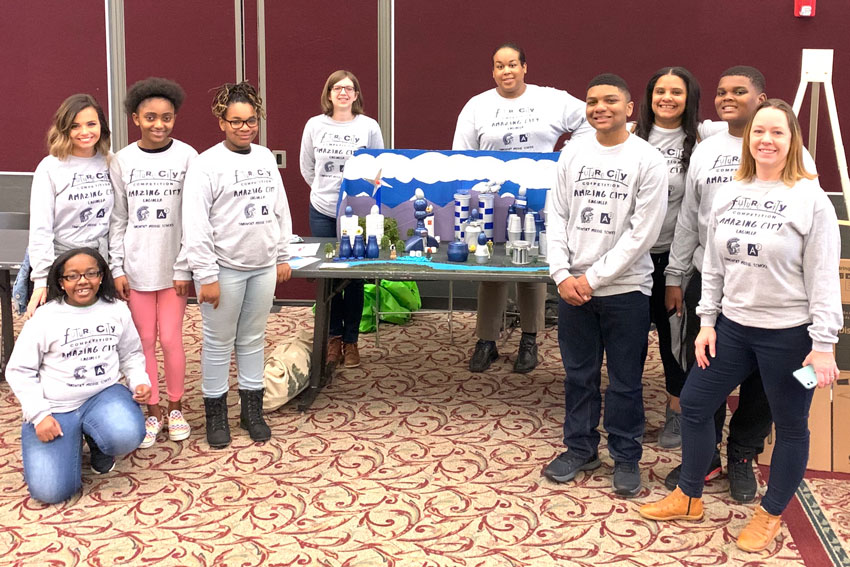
[452, 84, 592, 151]
[665, 130, 817, 285]
[109, 139, 198, 290]
[648, 121, 726, 253]
[28, 154, 114, 288]
[697, 177, 841, 351]
[5, 298, 150, 426]
[182, 143, 292, 284]
[547, 133, 668, 297]
[300, 114, 384, 218]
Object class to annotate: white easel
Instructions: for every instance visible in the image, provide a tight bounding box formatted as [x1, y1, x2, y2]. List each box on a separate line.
[792, 49, 850, 224]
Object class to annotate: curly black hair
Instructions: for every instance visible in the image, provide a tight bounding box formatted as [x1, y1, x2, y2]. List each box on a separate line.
[124, 77, 186, 115]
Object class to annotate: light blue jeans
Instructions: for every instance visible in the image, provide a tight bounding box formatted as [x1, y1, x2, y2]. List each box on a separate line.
[197, 265, 276, 397]
[21, 383, 145, 504]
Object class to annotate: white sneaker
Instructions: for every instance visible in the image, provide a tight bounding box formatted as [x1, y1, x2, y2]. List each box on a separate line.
[139, 416, 162, 449]
[167, 409, 191, 441]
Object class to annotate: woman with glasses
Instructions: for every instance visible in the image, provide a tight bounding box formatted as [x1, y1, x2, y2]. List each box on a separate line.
[300, 70, 384, 369]
[183, 81, 293, 449]
[6, 248, 150, 503]
[109, 78, 197, 449]
[26, 94, 113, 319]
[452, 42, 591, 374]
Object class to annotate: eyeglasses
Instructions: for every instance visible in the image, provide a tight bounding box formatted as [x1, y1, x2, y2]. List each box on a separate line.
[224, 116, 259, 129]
[331, 86, 356, 94]
[60, 270, 102, 282]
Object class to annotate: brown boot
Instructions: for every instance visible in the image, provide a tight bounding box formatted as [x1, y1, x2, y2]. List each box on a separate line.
[327, 336, 343, 365]
[639, 487, 704, 521]
[343, 342, 361, 368]
[737, 506, 781, 552]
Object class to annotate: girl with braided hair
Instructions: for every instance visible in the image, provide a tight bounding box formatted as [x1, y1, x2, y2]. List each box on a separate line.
[183, 81, 293, 448]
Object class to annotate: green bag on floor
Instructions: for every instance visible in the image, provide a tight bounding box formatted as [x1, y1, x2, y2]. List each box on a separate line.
[360, 280, 421, 333]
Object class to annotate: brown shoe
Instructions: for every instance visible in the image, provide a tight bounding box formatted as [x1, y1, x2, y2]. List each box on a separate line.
[327, 336, 343, 365]
[343, 342, 361, 368]
[639, 487, 704, 521]
[737, 506, 781, 552]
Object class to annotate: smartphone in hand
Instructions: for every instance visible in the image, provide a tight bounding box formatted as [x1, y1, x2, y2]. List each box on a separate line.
[793, 365, 818, 389]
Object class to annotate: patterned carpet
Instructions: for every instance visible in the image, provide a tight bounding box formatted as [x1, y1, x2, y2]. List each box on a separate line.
[0, 304, 848, 567]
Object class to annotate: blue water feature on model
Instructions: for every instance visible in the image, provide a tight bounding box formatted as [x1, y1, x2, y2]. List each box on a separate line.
[339, 257, 548, 273]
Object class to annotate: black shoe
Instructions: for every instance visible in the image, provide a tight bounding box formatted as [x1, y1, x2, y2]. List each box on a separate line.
[728, 454, 757, 503]
[513, 332, 538, 374]
[204, 394, 231, 449]
[469, 340, 498, 372]
[664, 449, 722, 491]
[240, 388, 271, 442]
[613, 461, 642, 497]
[543, 451, 602, 483]
[85, 434, 115, 474]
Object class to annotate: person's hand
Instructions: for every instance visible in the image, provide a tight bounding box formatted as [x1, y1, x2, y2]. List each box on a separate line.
[133, 384, 151, 404]
[198, 282, 220, 309]
[666, 285, 683, 316]
[694, 326, 716, 369]
[802, 350, 839, 388]
[114, 275, 131, 301]
[173, 280, 191, 297]
[35, 415, 63, 442]
[575, 275, 593, 301]
[558, 277, 589, 306]
[25, 287, 48, 320]
[276, 262, 292, 283]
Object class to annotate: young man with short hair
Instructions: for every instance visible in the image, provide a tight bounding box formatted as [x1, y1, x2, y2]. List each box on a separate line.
[544, 74, 668, 497]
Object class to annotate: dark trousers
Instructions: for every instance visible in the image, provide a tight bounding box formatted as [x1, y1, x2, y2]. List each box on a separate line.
[558, 291, 649, 464]
[309, 205, 364, 344]
[678, 315, 814, 515]
[650, 252, 687, 396]
[683, 271, 772, 453]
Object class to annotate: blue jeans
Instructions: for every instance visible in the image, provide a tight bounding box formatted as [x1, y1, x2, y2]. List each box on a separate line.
[197, 265, 276, 396]
[679, 315, 813, 515]
[21, 383, 145, 503]
[309, 204, 364, 343]
[558, 291, 650, 464]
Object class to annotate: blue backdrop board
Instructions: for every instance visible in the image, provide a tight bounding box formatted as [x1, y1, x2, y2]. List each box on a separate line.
[338, 149, 558, 243]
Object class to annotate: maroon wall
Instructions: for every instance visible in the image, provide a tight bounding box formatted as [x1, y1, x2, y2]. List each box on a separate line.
[395, 0, 850, 193]
[0, 4, 108, 171]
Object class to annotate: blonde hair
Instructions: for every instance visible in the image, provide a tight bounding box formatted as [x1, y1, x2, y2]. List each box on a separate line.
[211, 81, 266, 120]
[736, 98, 817, 186]
[320, 70, 364, 116]
[46, 94, 111, 159]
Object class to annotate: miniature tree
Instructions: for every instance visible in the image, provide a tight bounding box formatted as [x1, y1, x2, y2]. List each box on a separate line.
[324, 242, 335, 258]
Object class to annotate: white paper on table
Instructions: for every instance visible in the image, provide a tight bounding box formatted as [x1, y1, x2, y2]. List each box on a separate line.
[320, 262, 347, 269]
[290, 243, 321, 257]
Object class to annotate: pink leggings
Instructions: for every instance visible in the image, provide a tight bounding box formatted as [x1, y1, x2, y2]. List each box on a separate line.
[128, 288, 188, 405]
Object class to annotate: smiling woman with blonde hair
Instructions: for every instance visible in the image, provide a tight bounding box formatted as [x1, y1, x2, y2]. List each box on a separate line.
[640, 98, 841, 553]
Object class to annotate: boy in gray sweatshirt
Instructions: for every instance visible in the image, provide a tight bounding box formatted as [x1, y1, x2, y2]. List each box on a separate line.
[544, 74, 667, 497]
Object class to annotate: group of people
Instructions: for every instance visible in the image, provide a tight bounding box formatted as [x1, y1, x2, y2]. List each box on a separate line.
[5, 42, 842, 555]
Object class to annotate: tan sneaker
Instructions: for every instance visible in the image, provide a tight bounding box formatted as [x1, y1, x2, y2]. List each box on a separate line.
[639, 487, 704, 521]
[327, 336, 343, 365]
[343, 342, 361, 368]
[737, 506, 781, 552]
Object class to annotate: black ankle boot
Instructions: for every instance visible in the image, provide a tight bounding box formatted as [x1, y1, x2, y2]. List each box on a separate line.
[514, 332, 538, 373]
[469, 340, 499, 372]
[203, 394, 231, 449]
[240, 388, 271, 442]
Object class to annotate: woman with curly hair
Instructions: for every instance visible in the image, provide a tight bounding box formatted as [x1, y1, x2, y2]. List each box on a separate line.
[183, 81, 293, 448]
[109, 77, 197, 448]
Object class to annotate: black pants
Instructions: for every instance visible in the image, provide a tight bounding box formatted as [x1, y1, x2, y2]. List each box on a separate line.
[683, 271, 773, 456]
[649, 252, 687, 396]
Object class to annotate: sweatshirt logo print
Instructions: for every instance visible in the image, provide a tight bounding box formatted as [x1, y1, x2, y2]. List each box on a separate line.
[747, 243, 762, 257]
[581, 207, 594, 223]
[71, 171, 110, 187]
[244, 204, 256, 218]
[73, 366, 87, 380]
[503, 133, 513, 145]
[575, 167, 629, 185]
[711, 155, 739, 170]
[137, 206, 149, 221]
[727, 238, 740, 254]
